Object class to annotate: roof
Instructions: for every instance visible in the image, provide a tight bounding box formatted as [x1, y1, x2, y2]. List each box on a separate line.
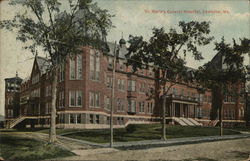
[106, 42, 128, 59]
[36, 56, 51, 74]
[5, 76, 23, 83]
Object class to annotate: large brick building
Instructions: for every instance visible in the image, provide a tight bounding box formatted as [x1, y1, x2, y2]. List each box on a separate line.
[4, 39, 247, 128]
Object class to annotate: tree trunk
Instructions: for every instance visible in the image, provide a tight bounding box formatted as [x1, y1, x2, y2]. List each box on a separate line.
[219, 105, 223, 136]
[154, 69, 167, 140]
[245, 92, 249, 127]
[49, 69, 58, 143]
[162, 96, 167, 141]
[219, 87, 223, 136]
[154, 69, 161, 116]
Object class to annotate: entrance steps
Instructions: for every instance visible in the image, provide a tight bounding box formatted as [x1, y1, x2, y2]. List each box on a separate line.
[172, 117, 202, 126]
[172, 117, 188, 126]
[180, 118, 194, 126]
[187, 118, 202, 126]
[7, 115, 26, 128]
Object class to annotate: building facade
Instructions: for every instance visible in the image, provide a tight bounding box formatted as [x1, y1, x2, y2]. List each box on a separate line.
[4, 40, 247, 128]
[4, 73, 22, 120]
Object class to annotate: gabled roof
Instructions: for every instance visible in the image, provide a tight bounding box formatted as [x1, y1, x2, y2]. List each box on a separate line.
[35, 56, 51, 74]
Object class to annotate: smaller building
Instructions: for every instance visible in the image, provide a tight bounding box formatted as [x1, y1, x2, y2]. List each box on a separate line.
[4, 72, 22, 120]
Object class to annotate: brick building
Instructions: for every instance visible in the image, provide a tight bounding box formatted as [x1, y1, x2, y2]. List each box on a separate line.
[4, 39, 247, 128]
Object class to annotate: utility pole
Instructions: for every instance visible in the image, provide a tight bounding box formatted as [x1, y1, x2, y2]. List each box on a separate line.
[110, 41, 117, 148]
[162, 94, 167, 141]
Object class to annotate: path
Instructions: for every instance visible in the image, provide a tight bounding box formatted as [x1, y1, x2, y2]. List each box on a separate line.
[55, 138, 250, 161]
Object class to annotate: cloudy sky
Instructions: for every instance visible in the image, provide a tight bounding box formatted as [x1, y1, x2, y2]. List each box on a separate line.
[0, 0, 249, 115]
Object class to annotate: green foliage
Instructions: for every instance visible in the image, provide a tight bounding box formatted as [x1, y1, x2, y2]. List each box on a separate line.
[0, 0, 114, 65]
[126, 21, 213, 95]
[196, 37, 250, 119]
[196, 37, 249, 88]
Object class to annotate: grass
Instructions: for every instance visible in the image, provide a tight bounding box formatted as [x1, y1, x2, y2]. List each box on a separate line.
[229, 127, 250, 132]
[61, 124, 241, 143]
[0, 134, 75, 161]
[0, 124, 243, 144]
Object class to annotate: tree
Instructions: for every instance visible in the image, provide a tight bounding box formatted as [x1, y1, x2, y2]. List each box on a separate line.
[125, 21, 214, 140]
[196, 37, 250, 135]
[0, 0, 113, 143]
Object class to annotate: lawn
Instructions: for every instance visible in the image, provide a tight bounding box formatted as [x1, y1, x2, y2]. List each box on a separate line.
[61, 124, 241, 143]
[0, 134, 75, 161]
[0, 124, 242, 144]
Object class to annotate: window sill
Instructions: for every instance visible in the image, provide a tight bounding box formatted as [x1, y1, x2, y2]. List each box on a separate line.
[69, 106, 82, 108]
[89, 106, 100, 108]
[69, 79, 83, 81]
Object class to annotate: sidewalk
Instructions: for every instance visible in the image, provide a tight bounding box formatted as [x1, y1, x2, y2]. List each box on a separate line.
[57, 133, 250, 149]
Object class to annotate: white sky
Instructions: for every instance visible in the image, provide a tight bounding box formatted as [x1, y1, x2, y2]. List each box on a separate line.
[0, 0, 249, 115]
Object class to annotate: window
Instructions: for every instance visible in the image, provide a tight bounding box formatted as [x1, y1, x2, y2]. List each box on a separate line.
[90, 53, 95, 80]
[70, 91, 76, 106]
[59, 91, 65, 108]
[59, 64, 65, 81]
[139, 82, 146, 93]
[128, 80, 136, 92]
[139, 102, 144, 113]
[69, 91, 82, 107]
[104, 96, 111, 110]
[96, 115, 100, 124]
[148, 102, 154, 113]
[90, 114, 94, 124]
[45, 102, 51, 114]
[70, 55, 82, 80]
[117, 79, 125, 91]
[59, 114, 65, 124]
[95, 92, 100, 107]
[128, 99, 136, 113]
[77, 55, 82, 79]
[118, 117, 124, 125]
[89, 92, 100, 108]
[117, 98, 124, 111]
[76, 114, 81, 124]
[107, 116, 110, 124]
[70, 114, 75, 124]
[106, 76, 113, 88]
[76, 91, 82, 106]
[70, 58, 76, 80]
[89, 49, 100, 81]
[96, 53, 100, 80]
